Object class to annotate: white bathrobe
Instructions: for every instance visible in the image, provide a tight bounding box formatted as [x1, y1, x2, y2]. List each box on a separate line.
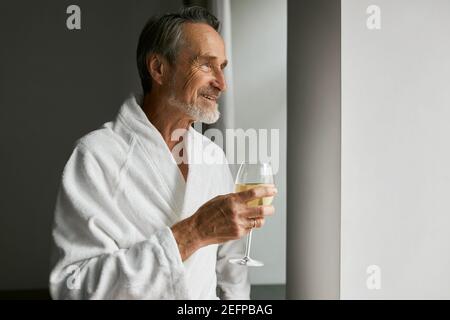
[49, 94, 250, 300]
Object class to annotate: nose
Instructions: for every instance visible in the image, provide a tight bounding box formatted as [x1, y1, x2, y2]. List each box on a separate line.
[212, 68, 227, 92]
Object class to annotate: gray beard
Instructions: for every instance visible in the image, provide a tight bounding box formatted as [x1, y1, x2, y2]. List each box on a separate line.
[168, 94, 220, 124]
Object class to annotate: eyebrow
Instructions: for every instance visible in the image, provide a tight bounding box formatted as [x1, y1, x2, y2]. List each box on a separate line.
[195, 54, 228, 69]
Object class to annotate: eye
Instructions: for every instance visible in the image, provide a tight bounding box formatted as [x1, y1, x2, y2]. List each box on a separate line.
[199, 63, 212, 72]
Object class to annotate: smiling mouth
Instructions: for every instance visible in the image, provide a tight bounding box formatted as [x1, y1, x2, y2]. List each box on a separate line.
[201, 94, 218, 101]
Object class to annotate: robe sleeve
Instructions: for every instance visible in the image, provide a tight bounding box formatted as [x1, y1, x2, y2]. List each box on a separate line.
[49, 143, 189, 300]
[215, 157, 251, 300]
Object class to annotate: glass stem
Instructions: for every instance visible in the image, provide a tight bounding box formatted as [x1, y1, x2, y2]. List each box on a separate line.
[244, 229, 253, 259]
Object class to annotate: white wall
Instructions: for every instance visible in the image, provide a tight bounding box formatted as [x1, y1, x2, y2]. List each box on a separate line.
[341, 0, 450, 299]
[231, 0, 287, 284]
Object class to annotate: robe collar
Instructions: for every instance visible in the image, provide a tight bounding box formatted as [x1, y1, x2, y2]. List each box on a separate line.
[116, 94, 200, 220]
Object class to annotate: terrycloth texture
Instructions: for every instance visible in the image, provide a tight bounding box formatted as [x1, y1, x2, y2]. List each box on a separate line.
[49, 94, 250, 300]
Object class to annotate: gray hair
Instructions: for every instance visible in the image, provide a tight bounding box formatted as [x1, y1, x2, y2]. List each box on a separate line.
[136, 6, 220, 94]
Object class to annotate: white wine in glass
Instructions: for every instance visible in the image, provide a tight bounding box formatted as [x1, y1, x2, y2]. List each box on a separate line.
[229, 162, 274, 267]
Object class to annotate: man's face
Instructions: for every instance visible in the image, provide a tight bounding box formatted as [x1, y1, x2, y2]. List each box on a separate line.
[166, 23, 228, 124]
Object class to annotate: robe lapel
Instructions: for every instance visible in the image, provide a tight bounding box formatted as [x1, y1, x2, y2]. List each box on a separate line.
[178, 126, 198, 219]
[178, 126, 216, 220]
[117, 95, 187, 222]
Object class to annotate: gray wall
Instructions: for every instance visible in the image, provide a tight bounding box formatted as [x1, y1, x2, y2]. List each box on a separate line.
[0, 0, 182, 290]
[341, 0, 450, 299]
[286, 0, 341, 299]
[230, 0, 287, 285]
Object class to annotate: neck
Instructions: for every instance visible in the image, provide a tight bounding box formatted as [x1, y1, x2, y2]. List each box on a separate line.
[141, 91, 195, 151]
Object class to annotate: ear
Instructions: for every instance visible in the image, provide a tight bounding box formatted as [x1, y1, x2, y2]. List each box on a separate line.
[146, 54, 166, 86]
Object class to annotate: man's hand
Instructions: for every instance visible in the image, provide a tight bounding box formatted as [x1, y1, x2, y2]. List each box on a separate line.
[171, 185, 277, 261]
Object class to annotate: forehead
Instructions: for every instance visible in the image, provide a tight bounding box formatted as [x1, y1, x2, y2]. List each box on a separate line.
[179, 23, 226, 60]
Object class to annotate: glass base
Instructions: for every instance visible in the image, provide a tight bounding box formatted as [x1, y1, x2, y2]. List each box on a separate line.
[228, 256, 264, 267]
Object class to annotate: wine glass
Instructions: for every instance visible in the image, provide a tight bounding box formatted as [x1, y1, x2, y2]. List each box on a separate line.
[229, 161, 274, 267]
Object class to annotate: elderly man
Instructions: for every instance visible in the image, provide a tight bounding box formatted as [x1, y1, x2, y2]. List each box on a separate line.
[49, 7, 277, 300]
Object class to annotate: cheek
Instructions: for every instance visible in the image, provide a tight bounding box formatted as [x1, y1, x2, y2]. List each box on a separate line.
[186, 69, 210, 89]
[187, 78, 207, 99]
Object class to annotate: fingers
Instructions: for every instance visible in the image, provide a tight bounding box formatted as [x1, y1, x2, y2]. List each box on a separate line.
[244, 217, 265, 229]
[244, 205, 275, 219]
[237, 185, 277, 202]
[254, 218, 265, 228]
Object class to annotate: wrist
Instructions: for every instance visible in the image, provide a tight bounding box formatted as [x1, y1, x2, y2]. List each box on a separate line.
[171, 215, 203, 261]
